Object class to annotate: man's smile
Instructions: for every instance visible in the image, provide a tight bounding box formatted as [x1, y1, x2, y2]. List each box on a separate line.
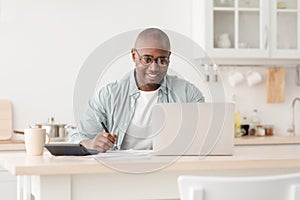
[146, 73, 159, 78]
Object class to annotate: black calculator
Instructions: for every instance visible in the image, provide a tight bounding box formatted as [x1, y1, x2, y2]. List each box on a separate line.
[44, 143, 99, 156]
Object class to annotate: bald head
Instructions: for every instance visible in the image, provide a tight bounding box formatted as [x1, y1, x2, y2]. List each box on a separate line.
[134, 28, 170, 51]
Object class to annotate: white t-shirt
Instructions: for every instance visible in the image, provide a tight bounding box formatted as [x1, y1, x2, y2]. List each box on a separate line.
[121, 89, 158, 150]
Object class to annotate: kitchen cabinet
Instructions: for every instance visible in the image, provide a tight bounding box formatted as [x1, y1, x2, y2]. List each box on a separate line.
[201, 0, 300, 58]
[270, 0, 300, 58]
[0, 150, 25, 200]
[0, 168, 17, 200]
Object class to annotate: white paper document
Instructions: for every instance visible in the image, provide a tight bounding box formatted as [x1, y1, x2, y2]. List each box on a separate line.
[93, 149, 152, 159]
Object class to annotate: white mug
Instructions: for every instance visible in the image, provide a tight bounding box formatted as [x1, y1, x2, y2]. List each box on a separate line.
[246, 71, 262, 86]
[24, 128, 50, 156]
[228, 71, 244, 87]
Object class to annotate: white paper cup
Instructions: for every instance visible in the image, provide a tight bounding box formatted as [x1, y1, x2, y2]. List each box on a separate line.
[24, 128, 50, 156]
[246, 71, 262, 86]
[228, 71, 244, 87]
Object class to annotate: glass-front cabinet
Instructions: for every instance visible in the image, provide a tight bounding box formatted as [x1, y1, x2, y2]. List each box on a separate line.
[204, 0, 300, 58]
[270, 0, 300, 58]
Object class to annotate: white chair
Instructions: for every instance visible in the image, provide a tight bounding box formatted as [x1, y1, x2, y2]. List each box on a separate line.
[178, 173, 300, 200]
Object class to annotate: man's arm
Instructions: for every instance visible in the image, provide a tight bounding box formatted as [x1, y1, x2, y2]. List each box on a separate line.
[69, 86, 119, 152]
[186, 83, 205, 103]
[69, 85, 109, 141]
[69, 98, 104, 143]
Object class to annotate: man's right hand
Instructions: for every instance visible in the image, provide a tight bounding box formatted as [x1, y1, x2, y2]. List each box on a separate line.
[80, 131, 117, 153]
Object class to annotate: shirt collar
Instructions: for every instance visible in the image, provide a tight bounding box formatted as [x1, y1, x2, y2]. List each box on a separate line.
[159, 76, 168, 95]
[128, 71, 140, 97]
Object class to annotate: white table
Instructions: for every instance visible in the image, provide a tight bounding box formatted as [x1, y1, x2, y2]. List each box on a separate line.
[1, 145, 300, 200]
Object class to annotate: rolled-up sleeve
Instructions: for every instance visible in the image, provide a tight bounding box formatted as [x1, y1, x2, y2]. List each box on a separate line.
[69, 88, 107, 144]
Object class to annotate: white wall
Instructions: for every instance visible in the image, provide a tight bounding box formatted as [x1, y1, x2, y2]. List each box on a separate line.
[0, 0, 299, 136]
[0, 0, 193, 129]
[218, 67, 300, 136]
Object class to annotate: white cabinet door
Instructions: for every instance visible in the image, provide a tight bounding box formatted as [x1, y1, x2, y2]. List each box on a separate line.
[270, 0, 300, 58]
[201, 0, 300, 59]
[204, 0, 269, 58]
[0, 170, 17, 200]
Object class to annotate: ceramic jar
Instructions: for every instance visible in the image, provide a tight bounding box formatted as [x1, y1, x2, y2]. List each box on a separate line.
[217, 33, 231, 48]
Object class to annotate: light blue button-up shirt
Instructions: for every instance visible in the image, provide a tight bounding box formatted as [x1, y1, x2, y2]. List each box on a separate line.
[69, 70, 205, 148]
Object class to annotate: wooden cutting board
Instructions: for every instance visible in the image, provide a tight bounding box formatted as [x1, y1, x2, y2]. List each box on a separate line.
[0, 99, 13, 140]
[266, 67, 285, 103]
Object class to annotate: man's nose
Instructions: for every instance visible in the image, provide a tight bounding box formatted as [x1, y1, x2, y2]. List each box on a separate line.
[148, 60, 160, 71]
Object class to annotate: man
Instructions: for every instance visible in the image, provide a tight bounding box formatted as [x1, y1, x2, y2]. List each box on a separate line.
[69, 28, 205, 152]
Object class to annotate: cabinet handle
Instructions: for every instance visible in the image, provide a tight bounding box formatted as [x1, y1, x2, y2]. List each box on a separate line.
[264, 25, 269, 50]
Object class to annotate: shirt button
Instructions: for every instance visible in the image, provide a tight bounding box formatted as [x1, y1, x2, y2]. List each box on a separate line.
[124, 123, 127, 126]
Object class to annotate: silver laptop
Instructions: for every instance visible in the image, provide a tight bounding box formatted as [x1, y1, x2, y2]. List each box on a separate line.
[150, 103, 234, 156]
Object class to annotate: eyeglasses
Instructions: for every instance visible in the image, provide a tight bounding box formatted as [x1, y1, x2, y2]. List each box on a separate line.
[134, 49, 170, 68]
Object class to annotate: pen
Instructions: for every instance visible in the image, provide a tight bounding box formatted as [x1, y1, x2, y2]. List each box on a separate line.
[101, 122, 118, 150]
[101, 122, 109, 133]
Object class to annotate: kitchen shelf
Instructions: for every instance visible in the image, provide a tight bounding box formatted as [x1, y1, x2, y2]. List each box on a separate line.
[238, 8, 260, 11]
[214, 7, 236, 11]
[277, 9, 299, 12]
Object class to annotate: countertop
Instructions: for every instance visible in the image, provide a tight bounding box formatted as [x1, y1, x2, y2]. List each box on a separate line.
[0, 140, 25, 151]
[1, 145, 300, 176]
[234, 136, 300, 145]
[1, 135, 300, 151]
[0, 133, 67, 151]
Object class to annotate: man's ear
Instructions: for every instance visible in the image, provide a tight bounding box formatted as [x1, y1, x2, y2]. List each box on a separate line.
[131, 48, 136, 61]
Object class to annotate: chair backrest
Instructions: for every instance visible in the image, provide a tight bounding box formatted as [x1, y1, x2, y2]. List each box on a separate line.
[178, 173, 300, 200]
[0, 99, 13, 140]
